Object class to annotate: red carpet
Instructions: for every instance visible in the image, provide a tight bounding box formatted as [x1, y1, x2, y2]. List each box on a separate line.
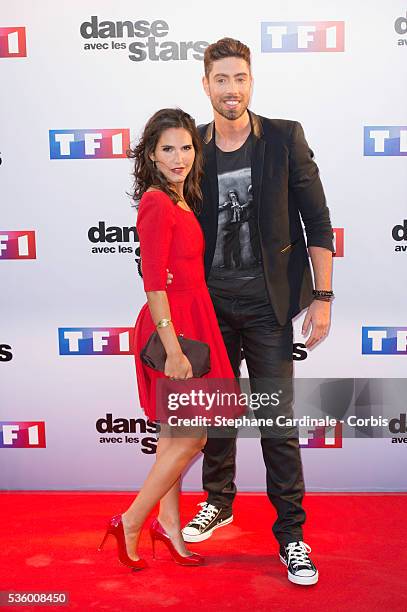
[1, 492, 406, 611]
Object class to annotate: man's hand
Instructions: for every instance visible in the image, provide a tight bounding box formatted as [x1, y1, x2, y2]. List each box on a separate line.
[302, 300, 331, 349]
[166, 269, 173, 286]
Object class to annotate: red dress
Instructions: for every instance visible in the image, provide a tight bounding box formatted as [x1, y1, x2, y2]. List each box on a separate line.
[134, 191, 239, 421]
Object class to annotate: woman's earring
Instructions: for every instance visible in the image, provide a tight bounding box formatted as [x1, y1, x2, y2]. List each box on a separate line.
[152, 160, 156, 168]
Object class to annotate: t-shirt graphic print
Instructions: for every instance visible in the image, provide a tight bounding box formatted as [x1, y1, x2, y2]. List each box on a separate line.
[210, 135, 263, 281]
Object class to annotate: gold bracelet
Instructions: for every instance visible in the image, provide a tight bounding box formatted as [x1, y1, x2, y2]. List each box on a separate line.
[156, 318, 172, 329]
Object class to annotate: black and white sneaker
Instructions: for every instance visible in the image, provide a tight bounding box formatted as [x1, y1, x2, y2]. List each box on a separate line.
[279, 541, 319, 585]
[182, 502, 233, 543]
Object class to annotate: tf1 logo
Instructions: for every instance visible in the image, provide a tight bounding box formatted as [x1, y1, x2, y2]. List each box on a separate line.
[59, 328, 135, 355]
[261, 21, 344, 52]
[299, 423, 342, 448]
[362, 327, 407, 355]
[0, 27, 27, 58]
[49, 129, 130, 159]
[0, 231, 36, 259]
[0, 422, 46, 448]
[364, 127, 407, 156]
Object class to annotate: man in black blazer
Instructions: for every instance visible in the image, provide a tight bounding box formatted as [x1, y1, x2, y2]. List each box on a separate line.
[180, 38, 334, 586]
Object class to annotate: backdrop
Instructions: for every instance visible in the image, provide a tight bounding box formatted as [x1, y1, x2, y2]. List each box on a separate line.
[1, 0, 406, 491]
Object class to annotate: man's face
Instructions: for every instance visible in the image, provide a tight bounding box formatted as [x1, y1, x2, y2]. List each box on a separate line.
[203, 56, 252, 121]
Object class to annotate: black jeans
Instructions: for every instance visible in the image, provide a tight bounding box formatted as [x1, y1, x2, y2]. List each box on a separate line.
[203, 279, 306, 546]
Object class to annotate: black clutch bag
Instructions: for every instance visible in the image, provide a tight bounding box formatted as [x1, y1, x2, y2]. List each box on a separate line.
[140, 331, 211, 378]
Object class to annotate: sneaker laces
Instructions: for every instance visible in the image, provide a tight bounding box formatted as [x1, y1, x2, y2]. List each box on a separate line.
[286, 541, 313, 569]
[191, 502, 219, 528]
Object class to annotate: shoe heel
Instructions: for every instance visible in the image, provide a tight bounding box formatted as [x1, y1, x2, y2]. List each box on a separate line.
[98, 529, 110, 551]
[149, 518, 204, 566]
[99, 515, 147, 570]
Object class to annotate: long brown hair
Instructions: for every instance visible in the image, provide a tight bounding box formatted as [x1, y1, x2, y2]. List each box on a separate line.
[127, 108, 203, 214]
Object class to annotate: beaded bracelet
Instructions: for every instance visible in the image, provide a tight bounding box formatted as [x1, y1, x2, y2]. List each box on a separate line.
[313, 289, 334, 302]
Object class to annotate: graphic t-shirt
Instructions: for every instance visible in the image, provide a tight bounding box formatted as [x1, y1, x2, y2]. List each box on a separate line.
[207, 134, 264, 296]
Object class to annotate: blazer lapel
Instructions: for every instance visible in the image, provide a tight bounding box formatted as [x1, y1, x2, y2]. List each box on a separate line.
[252, 137, 265, 216]
[200, 122, 219, 275]
[249, 111, 266, 219]
[204, 134, 219, 221]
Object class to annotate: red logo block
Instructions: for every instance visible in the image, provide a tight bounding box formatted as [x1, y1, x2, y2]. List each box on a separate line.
[333, 228, 344, 257]
[0, 27, 27, 58]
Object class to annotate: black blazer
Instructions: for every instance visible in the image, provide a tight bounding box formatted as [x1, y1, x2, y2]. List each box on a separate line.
[197, 110, 334, 326]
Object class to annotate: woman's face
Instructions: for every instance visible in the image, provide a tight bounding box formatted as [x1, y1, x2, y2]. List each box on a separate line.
[150, 127, 195, 187]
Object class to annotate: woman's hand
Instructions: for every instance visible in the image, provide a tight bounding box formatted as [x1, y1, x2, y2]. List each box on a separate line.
[164, 352, 193, 380]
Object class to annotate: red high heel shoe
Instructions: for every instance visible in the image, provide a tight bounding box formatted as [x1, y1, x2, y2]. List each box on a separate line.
[98, 514, 147, 571]
[150, 518, 205, 566]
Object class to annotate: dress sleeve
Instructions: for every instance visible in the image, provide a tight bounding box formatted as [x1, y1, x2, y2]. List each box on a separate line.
[136, 192, 176, 291]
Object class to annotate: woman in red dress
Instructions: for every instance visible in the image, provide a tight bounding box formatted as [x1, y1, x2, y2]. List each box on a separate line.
[99, 109, 239, 570]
